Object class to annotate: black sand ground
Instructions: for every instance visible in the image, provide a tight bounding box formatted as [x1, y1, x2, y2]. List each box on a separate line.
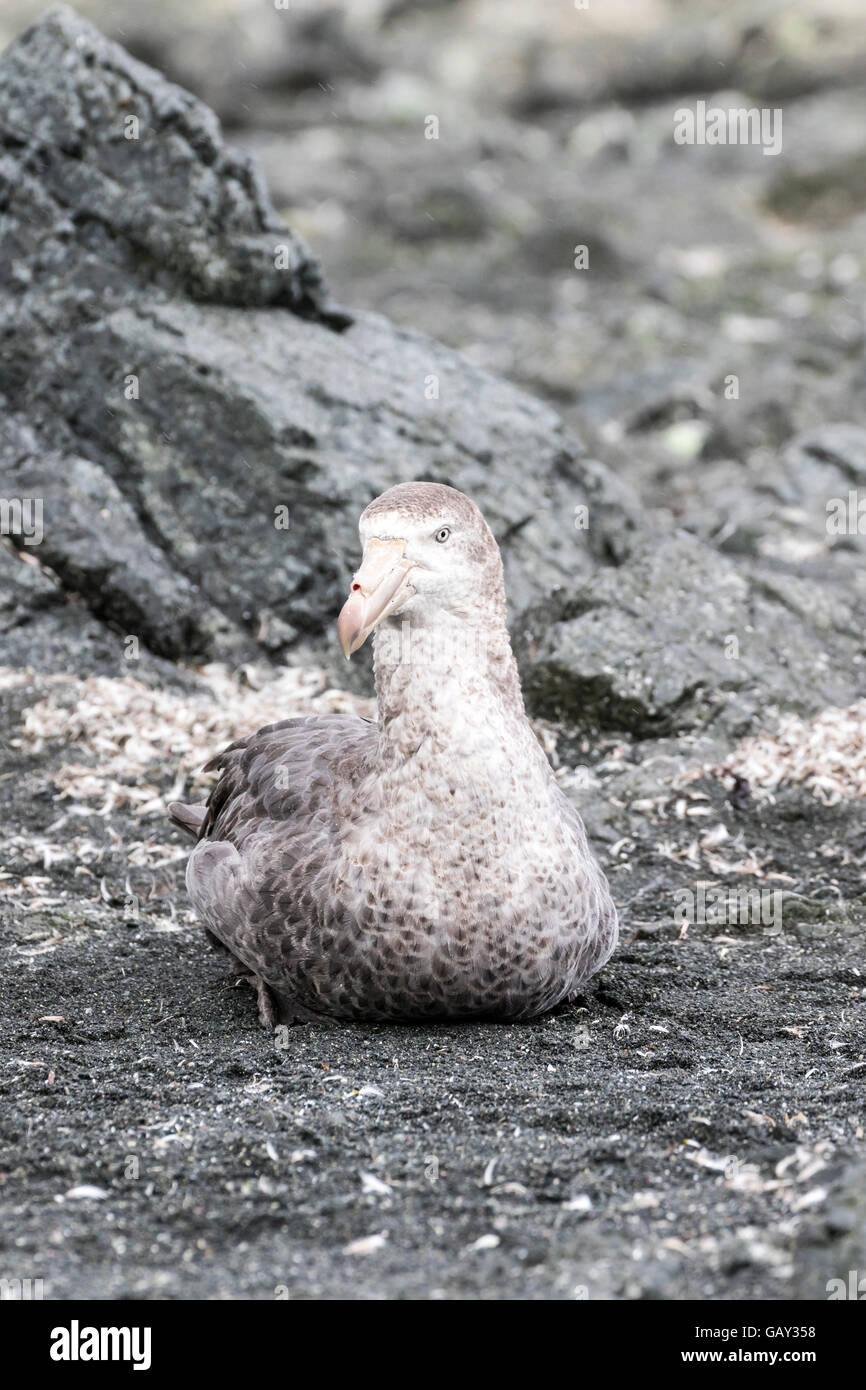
[2, 688, 863, 1301]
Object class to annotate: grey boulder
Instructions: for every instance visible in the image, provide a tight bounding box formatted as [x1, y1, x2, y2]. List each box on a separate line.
[516, 530, 864, 737]
[0, 6, 638, 667]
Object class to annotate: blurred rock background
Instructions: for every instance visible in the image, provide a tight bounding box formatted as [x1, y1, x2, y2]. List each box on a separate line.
[2, 0, 863, 561]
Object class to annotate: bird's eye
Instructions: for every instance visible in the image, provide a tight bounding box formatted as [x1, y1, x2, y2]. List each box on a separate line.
[434, 527, 451, 543]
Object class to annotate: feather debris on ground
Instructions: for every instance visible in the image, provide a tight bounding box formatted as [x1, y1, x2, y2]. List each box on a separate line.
[7, 664, 375, 814]
[679, 701, 866, 805]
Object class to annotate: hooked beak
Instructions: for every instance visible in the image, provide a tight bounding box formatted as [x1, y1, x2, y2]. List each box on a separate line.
[337, 538, 416, 659]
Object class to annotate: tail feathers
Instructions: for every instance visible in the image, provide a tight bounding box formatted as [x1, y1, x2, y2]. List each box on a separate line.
[168, 801, 208, 837]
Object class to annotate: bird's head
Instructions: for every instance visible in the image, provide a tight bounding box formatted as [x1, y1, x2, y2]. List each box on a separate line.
[337, 481, 505, 659]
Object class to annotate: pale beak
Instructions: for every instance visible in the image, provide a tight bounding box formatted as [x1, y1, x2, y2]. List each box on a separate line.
[337, 538, 416, 659]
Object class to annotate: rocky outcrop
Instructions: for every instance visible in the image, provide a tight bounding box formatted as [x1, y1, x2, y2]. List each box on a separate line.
[0, 6, 638, 667]
[517, 530, 864, 736]
[2, 7, 862, 741]
[0, 5, 348, 328]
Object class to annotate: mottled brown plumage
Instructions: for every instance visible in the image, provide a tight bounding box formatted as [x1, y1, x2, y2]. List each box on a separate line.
[170, 482, 617, 1024]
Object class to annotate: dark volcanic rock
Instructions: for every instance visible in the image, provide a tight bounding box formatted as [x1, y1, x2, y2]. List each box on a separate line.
[1, 412, 253, 663]
[0, 541, 135, 675]
[0, 539, 60, 625]
[0, 5, 639, 667]
[794, 1162, 866, 1300]
[778, 424, 866, 556]
[0, 7, 348, 329]
[516, 531, 864, 737]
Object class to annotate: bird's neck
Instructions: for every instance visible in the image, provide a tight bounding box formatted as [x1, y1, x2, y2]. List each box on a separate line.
[371, 613, 528, 768]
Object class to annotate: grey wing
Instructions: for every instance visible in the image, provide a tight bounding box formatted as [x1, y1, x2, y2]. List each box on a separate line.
[186, 714, 374, 996]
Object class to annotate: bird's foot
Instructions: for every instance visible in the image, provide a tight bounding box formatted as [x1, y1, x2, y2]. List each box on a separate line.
[232, 972, 340, 1030]
[254, 975, 279, 1030]
[232, 971, 279, 1029]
